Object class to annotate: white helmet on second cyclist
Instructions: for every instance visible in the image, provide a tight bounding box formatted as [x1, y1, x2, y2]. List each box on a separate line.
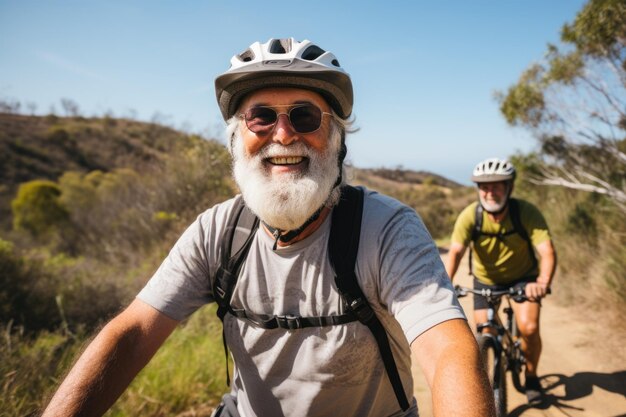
[215, 38, 353, 121]
[471, 158, 516, 183]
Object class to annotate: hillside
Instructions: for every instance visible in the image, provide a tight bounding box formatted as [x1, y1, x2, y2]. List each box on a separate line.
[0, 113, 197, 185]
[353, 166, 462, 189]
[0, 113, 221, 228]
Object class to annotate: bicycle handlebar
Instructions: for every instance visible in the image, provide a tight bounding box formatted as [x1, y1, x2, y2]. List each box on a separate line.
[454, 284, 550, 303]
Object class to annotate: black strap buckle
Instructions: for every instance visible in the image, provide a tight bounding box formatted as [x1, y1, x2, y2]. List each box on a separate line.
[349, 297, 375, 323]
[276, 315, 302, 330]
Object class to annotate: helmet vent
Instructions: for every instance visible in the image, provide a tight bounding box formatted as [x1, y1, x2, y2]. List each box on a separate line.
[331, 59, 340, 67]
[269, 39, 291, 54]
[301, 45, 325, 61]
[238, 49, 255, 62]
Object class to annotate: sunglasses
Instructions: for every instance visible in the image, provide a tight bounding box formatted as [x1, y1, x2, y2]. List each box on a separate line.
[239, 103, 333, 134]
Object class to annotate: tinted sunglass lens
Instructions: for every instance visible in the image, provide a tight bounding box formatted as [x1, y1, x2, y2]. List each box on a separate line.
[245, 107, 277, 132]
[243, 105, 324, 134]
[290, 105, 322, 133]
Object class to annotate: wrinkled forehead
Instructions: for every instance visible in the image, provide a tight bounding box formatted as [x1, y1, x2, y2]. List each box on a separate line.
[238, 87, 331, 111]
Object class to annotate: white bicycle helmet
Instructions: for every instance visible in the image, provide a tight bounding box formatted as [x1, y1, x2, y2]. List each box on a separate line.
[215, 38, 353, 121]
[471, 158, 516, 183]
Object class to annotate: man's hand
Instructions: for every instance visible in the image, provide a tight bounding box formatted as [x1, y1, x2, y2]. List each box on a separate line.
[524, 282, 549, 300]
[527, 239, 556, 301]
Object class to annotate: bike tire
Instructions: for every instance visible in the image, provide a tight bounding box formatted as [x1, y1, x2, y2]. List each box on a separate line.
[478, 334, 507, 417]
[509, 315, 525, 393]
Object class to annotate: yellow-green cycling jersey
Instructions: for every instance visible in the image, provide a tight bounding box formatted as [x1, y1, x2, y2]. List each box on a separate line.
[451, 199, 551, 286]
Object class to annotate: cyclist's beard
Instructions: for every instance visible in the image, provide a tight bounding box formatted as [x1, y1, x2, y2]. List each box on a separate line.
[230, 125, 342, 231]
[478, 189, 509, 214]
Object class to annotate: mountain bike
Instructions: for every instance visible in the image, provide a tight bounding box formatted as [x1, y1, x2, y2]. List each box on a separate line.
[455, 284, 530, 417]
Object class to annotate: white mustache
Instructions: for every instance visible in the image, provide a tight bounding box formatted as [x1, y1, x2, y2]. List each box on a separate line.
[255, 142, 313, 160]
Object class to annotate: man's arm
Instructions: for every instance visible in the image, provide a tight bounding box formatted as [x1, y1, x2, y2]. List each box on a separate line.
[444, 242, 467, 281]
[42, 299, 179, 417]
[525, 239, 557, 300]
[411, 318, 495, 417]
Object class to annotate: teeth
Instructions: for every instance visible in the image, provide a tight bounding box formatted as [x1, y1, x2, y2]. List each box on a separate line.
[269, 156, 304, 165]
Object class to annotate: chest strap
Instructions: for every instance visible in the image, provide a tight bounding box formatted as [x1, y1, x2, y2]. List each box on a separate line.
[229, 308, 357, 330]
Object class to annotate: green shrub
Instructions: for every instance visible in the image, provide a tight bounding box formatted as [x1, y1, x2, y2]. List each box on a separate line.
[46, 126, 71, 144]
[11, 180, 68, 237]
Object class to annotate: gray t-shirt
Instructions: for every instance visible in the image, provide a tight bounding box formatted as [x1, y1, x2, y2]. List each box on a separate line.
[138, 187, 465, 417]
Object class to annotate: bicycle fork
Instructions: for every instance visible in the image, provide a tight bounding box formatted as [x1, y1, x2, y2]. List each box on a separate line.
[503, 306, 526, 393]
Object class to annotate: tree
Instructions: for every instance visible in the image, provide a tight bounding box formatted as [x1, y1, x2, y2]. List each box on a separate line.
[60, 98, 80, 117]
[498, 0, 626, 212]
[0, 97, 21, 114]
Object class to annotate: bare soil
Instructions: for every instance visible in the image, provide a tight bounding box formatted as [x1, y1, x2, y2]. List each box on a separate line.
[412, 251, 626, 417]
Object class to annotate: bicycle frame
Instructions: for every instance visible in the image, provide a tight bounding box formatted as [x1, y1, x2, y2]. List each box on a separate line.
[476, 292, 524, 385]
[456, 285, 528, 408]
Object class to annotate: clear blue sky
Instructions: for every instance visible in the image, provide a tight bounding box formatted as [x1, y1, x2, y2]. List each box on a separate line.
[0, 0, 586, 184]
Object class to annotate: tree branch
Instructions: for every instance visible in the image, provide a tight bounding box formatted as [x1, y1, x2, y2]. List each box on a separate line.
[578, 71, 626, 119]
[527, 167, 626, 214]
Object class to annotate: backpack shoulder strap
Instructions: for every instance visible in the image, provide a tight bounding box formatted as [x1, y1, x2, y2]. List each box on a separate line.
[212, 196, 259, 386]
[508, 198, 538, 271]
[213, 196, 259, 321]
[328, 185, 363, 280]
[468, 202, 483, 276]
[329, 185, 410, 412]
[508, 199, 528, 241]
[471, 202, 483, 242]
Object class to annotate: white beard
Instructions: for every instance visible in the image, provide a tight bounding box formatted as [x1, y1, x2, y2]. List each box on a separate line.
[230, 122, 342, 231]
[478, 190, 509, 213]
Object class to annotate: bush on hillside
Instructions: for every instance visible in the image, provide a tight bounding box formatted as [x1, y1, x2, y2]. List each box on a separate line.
[18, 136, 233, 261]
[11, 180, 68, 238]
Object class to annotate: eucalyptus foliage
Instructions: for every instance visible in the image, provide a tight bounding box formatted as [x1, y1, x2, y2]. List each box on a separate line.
[498, 0, 626, 212]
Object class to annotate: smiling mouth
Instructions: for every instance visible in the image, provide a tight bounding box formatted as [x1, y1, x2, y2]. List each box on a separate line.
[267, 156, 307, 165]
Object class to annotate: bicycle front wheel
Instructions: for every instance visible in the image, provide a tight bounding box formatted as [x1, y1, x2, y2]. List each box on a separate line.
[478, 334, 507, 417]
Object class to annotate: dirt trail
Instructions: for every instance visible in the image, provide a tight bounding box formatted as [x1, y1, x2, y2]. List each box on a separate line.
[412, 251, 626, 417]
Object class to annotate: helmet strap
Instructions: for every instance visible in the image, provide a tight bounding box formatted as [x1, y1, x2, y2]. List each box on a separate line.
[333, 132, 347, 188]
[264, 205, 325, 250]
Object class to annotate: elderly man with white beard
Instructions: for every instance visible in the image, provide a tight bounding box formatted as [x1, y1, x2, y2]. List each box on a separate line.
[42, 39, 495, 417]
